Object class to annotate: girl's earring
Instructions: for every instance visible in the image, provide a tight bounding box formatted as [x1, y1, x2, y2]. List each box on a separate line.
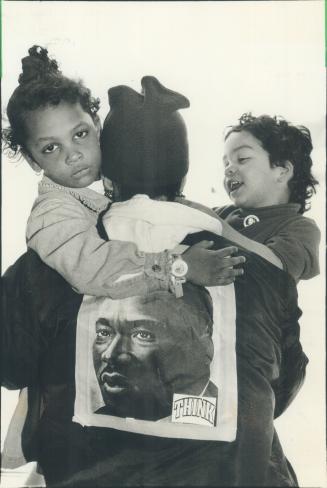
[175, 191, 185, 198]
[23, 151, 42, 175]
[105, 189, 113, 200]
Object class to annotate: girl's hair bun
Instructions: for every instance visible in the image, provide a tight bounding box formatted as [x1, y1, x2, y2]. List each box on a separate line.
[18, 45, 61, 85]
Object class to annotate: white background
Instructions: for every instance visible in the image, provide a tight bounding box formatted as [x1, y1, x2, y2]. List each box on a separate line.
[1, 1, 325, 487]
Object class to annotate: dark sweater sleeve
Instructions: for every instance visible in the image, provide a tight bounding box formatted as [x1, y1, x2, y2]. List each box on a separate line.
[1, 250, 81, 389]
[264, 217, 320, 282]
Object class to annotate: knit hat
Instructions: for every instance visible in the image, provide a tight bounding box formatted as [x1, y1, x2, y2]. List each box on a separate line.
[101, 76, 190, 191]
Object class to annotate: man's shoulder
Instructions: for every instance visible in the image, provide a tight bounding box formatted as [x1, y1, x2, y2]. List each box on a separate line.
[3, 249, 53, 277]
[2, 250, 76, 301]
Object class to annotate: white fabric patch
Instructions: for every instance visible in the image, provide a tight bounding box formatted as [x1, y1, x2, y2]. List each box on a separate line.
[73, 198, 237, 441]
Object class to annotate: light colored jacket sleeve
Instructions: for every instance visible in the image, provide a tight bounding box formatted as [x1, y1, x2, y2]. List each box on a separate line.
[26, 193, 169, 298]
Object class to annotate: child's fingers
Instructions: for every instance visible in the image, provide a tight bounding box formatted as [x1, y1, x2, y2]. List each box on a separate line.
[215, 266, 244, 286]
[222, 255, 246, 268]
[211, 252, 246, 271]
[183, 242, 245, 287]
[218, 265, 244, 278]
[191, 240, 215, 250]
[212, 246, 239, 257]
[233, 267, 244, 276]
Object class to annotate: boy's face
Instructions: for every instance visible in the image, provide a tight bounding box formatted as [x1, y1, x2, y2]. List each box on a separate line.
[223, 130, 289, 208]
[24, 101, 101, 188]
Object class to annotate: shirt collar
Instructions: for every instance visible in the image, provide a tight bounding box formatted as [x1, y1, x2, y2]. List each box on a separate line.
[234, 203, 301, 217]
[38, 176, 110, 213]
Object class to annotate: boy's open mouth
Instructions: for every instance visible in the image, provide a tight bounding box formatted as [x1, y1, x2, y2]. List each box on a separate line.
[228, 180, 243, 193]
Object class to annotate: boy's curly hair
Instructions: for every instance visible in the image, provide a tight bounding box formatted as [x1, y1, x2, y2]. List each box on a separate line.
[224, 113, 318, 214]
[2, 45, 100, 158]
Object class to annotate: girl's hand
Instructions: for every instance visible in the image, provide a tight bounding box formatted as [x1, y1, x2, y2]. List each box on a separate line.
[183, 240, 245, 286]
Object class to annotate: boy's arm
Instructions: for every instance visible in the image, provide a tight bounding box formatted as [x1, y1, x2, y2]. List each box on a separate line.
[216, 205, 320, 281]
[178, 198, 283, 269]
[264, 218, 320, 281]
[180, 199, 320, 281]
[220, 219, 283, 269]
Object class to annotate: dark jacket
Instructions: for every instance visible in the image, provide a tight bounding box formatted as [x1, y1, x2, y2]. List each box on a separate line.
[1, 236, 307, 487]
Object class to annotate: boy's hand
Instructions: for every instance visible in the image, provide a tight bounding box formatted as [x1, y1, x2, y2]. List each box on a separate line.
[183, 241, 245, 286]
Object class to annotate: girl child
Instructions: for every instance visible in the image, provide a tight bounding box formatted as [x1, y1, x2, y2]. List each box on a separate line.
[2, 45, 245, 298]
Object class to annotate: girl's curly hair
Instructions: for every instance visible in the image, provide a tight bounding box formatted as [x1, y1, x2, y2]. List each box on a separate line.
[224, 113, 318, 213]
[2, 45, 100, 158]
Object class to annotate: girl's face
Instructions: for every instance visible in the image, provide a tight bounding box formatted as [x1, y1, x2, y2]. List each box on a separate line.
[24, 101, 101, 188]
[223, 130, 290, 208]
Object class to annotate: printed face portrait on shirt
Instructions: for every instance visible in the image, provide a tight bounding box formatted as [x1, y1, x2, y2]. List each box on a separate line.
[92, 284, 215, 421]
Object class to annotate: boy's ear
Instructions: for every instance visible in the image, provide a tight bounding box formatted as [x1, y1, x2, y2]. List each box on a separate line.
[22, 151, 42, 174]
[278, 161, 294, 183]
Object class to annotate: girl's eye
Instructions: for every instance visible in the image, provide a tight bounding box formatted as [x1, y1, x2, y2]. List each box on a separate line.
[74, 130, 88, 140]
[43, 143, 59, 154]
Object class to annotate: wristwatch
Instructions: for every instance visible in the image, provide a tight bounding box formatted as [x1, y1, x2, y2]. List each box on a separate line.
[170, 254, 188, 298]
[171, 255, 188, 278]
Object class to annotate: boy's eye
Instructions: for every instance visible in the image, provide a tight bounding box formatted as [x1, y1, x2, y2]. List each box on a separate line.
[238, 157, 250, 163]
[43, 143, 59, 154]
[74, 129, 88, 140]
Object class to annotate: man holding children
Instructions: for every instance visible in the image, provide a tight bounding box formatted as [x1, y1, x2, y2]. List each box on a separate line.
[2, 45, 319, 487]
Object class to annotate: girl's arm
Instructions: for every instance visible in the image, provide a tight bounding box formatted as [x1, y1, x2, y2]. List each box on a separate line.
[26, 193, 168, 298]
[26, 193, 245, 298]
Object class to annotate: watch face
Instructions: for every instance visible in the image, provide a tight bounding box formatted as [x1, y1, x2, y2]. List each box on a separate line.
[172, 258, 188, 278]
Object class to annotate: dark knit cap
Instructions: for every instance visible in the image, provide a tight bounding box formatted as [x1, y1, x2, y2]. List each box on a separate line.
[101, 76, 190, 190]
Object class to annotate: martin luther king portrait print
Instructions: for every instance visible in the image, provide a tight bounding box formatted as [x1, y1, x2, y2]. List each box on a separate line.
[73, 282, 237, 441]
